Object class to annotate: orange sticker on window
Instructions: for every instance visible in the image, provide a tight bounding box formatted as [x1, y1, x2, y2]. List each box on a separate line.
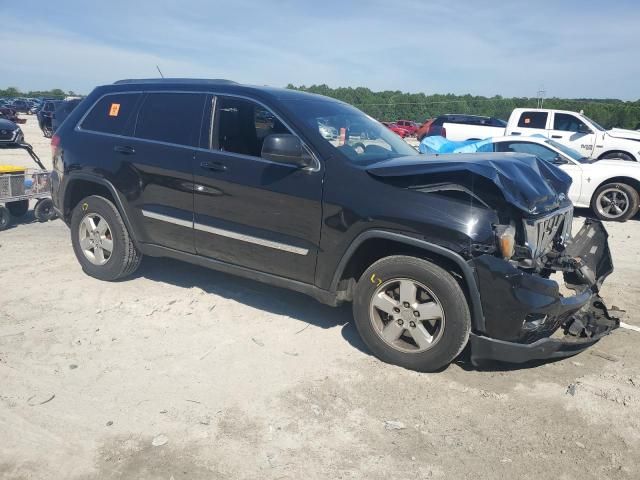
[109, 103, 121, 117]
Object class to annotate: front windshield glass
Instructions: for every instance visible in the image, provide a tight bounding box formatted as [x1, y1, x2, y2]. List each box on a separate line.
[582, 114, 605, 131]
[545, 139, 591, 163]
[282, 99, 417, 164]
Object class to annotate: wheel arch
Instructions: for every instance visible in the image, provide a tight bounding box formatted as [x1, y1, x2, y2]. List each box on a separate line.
[592, 176, 640, 200]
[63, 174, 140, 248]
[331, 230, 485, 332]
[597, 150, 638, 162]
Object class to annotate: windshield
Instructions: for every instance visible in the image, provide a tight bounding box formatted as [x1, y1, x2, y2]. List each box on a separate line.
[282, 99, 417, 164]
[545, 139, 592, 163]
[582, 114, 605, 131]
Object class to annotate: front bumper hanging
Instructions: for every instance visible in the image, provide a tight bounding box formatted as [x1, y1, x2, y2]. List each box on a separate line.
[469, 219, 621, 365]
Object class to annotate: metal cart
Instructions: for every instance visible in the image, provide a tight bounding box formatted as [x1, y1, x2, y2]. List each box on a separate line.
[0, 143, 56, 231]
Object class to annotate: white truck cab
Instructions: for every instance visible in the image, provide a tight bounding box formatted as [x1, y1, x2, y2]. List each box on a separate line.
[505, 108, 640, 162]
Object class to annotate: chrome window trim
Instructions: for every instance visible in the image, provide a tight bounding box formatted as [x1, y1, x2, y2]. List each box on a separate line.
[74, 89, 322, 172]
[141, 209, 309, 256]
[141, 210, 193, 228]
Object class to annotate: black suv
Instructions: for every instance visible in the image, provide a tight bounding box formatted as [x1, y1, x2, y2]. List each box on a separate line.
[50, 79, 619, 371]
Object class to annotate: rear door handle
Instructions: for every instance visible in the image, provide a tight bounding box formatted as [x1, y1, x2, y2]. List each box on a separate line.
[200, 161, 227, 172]
[511, 131, 521, 136]
[551, 135, 563, 139]
[114, 145, 136, 155]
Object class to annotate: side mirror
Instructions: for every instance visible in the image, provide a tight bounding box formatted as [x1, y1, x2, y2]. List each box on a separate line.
[261, 134, 314, 168]
[578, 125, 592, 135]
[552, 155, 569, 165]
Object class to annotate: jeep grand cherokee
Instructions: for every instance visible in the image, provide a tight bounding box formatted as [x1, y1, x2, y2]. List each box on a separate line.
[50, 79, 619, 372]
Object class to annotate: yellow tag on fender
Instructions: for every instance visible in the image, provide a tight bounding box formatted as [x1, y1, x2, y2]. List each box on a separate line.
[109, 103, 121, 117]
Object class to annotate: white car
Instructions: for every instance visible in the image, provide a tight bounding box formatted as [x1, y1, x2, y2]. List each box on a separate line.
[488, 136, 640, 221]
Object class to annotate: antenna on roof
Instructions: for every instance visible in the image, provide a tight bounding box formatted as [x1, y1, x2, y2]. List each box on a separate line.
[156, 65, 165, 79]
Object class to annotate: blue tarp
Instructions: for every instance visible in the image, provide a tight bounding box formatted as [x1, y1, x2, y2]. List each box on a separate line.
[418, 136, 494, 155]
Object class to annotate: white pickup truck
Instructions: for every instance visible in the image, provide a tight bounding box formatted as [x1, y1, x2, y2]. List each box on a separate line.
[433, 108, 640, 162]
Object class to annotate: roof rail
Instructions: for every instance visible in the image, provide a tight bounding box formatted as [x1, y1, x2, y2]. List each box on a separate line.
[113, 78, 238, 85]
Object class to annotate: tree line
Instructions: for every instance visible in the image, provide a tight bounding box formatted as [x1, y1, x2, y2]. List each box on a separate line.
[287, 84, 640, 130]
[4, 84, 639, 129]
[0, 87, 77, 100]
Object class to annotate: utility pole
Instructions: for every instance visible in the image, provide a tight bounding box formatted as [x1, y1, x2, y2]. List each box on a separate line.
[536, 86, 546, 108]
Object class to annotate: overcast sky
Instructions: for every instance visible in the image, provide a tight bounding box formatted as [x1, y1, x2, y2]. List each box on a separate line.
[2, 0, 638, 99]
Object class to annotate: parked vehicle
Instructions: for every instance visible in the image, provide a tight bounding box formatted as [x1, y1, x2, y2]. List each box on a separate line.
[395, 120, 420, 136]
[489, 136, 640, 221]
[381, 121, 410, 138]
[9, 100, 30, 114]
[51, 99, 82, 133]
[445, 108, 640, 162]
[38, 100, 59, 138]
[0, 107, 20, 124]
[50, 78, 618, 372]
[0, 118, 24, 145]
[417, 114, 507, 141]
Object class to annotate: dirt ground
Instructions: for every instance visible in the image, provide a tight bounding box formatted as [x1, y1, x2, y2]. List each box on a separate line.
[1, 118, 640, 479]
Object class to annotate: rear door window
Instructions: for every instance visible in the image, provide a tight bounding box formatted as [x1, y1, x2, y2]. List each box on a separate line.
[134, 92, 206, 147]
[517, 111, 548, 129]
[80, 93, 142, 135]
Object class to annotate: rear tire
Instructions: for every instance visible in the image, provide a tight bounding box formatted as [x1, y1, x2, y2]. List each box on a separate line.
[591, 182, 639, 222]
[70, 195, 142, 281]
[352, 255, 471, 372]
[0, 206, 11, 231]
[6, 200, 29, 217]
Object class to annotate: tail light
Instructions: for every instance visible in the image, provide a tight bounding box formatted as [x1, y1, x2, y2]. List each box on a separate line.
[51, 134, 60, 157]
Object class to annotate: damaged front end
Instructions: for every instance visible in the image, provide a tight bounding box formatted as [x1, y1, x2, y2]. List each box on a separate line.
[469, 217, 621, 365]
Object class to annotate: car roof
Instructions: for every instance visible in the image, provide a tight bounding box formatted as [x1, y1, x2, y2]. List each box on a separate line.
[104, 78, 345, 105]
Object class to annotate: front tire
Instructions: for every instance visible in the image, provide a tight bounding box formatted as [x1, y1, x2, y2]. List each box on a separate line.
[0, 206, 11, 231]
[591, 182, 639, 221]
[70, 195, 142, 281]
[353, 255, 471, 372]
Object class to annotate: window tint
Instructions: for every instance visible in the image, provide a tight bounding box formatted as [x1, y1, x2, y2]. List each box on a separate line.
[81, 93, 142, 135]
[554, 113, 588, 132]
[517, 111, 548, 129]
[134, 93, 206, 147]
[214, 97, 291, 157]
[496, 141, 557, 162]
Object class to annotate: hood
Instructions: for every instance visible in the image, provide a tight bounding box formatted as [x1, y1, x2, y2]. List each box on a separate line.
[366, 152, 572, 215]
[0, 118, 18, 130]
[607, 128, 640, 142]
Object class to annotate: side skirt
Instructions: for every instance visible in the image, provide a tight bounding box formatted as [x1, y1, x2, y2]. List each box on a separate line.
[139, 243, 340, 307]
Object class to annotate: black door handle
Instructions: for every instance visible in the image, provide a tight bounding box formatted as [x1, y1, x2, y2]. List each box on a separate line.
[511, 131, 521, 136]
[551, 135, 563, 139]
[200, 161, 227, 172]
[114, 145, 136, 155]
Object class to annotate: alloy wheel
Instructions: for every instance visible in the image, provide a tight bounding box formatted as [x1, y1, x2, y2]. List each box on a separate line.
[369, 278, 445, 353]
[596, 187, 630, 220]
[78, 213, 114, 266]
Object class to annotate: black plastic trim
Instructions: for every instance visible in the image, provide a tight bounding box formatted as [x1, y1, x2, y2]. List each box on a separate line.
[140, 243, 339, 306]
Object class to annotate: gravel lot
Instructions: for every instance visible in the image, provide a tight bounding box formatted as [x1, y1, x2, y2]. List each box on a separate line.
[1, 118, 640, 479]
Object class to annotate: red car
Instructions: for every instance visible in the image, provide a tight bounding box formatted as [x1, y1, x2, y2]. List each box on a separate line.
[381, 121, 410, 138]
[395, 120, 419, 136]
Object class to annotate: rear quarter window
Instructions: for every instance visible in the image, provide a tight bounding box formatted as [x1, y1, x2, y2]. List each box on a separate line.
[517, 111, 548, 129]
[80, 93, 142, 135]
